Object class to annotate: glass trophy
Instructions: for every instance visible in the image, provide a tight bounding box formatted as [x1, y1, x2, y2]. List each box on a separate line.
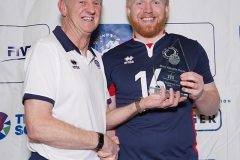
[149, 39, 190, 97]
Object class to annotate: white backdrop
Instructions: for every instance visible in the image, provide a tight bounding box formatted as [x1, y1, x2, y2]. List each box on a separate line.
[0, 0, 239, 160]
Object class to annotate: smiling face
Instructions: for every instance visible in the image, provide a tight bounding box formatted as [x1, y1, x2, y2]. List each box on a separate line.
[127, 0, 169, 38]
[59, 0, 102, 35]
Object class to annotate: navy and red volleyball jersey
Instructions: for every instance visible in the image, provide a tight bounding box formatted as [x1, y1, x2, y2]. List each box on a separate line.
[102, 33, 213, 160]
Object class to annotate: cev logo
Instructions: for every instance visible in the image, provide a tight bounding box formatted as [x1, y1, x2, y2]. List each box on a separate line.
[0, 112, 11, 140]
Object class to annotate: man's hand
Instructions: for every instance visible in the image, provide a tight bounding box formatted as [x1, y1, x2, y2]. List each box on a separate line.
[97, 136, 119, 160]
[180, 72, 204, 100]
[140, 87, 186, 110]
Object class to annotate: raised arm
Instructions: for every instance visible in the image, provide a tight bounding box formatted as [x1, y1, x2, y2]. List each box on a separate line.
[180, 72, 220, 115]
[193, 82, 220, 115]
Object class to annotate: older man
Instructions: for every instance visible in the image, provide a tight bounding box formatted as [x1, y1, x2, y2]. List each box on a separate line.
[23, 0, 119, 159]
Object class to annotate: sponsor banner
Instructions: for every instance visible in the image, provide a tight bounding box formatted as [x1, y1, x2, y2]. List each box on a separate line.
[0, 24, 50, 83]
[1, 0, 240, 159]
[194, 109, 222, 132]
[0, 84, 29, 160]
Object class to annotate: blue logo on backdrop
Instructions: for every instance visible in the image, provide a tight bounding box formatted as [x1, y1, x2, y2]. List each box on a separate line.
[0, 113, 27, 140]
[90, 24, 133, 55]
[0, 24, 50, 84]
[15, 114, 27, 135]
[194, 109, 222, 132]
[3, 46, 31, 62]
[0, 112, 11, 140]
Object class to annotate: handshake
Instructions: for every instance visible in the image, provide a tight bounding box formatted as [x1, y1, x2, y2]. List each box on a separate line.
[97, 135, 120, 160]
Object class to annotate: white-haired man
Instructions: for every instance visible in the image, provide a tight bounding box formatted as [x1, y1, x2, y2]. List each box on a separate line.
[23, 0, 119, 159]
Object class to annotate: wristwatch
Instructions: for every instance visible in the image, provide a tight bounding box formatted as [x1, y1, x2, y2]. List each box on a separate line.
[96, 132, 104, 150]
[135, 98, 146, 113]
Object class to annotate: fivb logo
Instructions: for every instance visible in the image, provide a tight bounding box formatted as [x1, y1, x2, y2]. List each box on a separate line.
[1, 24, 50, 62]
[0, 24, 50, 83]
[194, 109, 222, 132]
[6, 46, 31, 60]
[0, 112, 11, 140]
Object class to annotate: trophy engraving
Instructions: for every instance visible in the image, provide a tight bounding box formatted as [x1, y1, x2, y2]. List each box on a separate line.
[149, 39, 190, 97]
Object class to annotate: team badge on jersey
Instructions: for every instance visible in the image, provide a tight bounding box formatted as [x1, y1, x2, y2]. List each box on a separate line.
[94, 60, 101, 69]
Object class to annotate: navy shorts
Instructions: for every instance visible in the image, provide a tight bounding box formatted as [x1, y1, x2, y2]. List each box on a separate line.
[29, 152, 47, 160]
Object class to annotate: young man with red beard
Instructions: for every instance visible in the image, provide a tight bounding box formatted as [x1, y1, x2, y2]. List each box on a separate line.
[102, 0, 220, 159]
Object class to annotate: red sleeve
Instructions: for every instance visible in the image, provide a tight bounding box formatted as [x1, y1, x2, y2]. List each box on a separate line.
[108, 84, 116, 96]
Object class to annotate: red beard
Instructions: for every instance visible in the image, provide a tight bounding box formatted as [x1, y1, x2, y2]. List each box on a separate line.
[129, 13, 167, 38]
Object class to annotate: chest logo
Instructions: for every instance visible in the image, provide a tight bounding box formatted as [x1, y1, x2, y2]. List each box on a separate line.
[94, 60, 101, 69]
[70, 59, 80, 69]
[124, 56, 134, 64]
